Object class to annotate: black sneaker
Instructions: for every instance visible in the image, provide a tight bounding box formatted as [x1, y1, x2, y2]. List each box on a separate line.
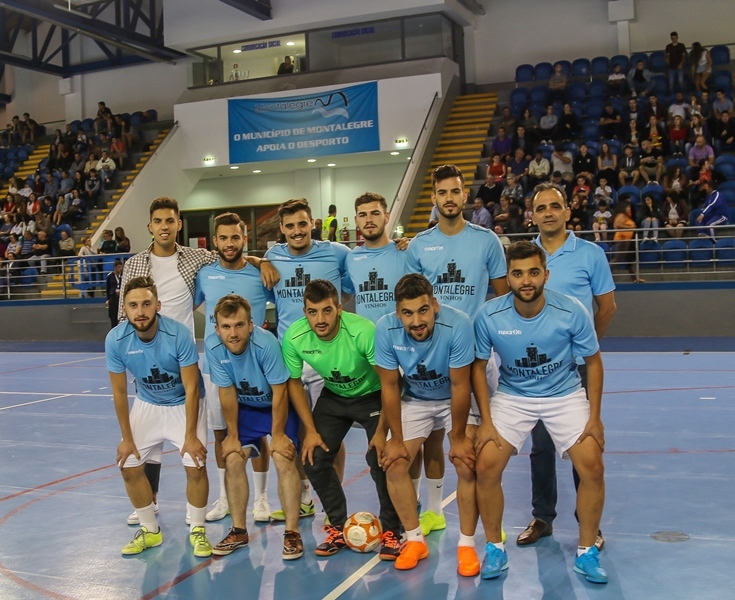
[283, 530, 304, 560]
[379, 530, 402, 561]
[314, 525, 346, 556]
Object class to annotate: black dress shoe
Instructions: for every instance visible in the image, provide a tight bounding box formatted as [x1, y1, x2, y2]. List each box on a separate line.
[516, 518, 553, 546]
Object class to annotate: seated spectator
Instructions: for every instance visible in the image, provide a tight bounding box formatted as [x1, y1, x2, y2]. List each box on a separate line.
[7, 115, 23, 146]
[625, 97, 645, 131]
[661, 192, 689, 238]
[607, 64, 627, 97]
[547, 62, 568, 102]
[486, 152, 506, 183]
[662, 165, 690, 198]
[713, 111, 735, 154]
[84, 170, 102, 208]
[695, 180, 729, 239]
[594, 178, 614, 205]
[497, 106, 518, 137]
[98, 229, 117, 254]
[31, 174, 44, 196]
[21, 113, 40, 145]
[29, 230, 52, 274]
[506, 148, 529, 191]
[78, 236, 97, 257]
[639, 139, 665, 184]
[599, 103, 623, 139]
[475, 173, 503, 208]
[120, 115, 138, 151]
[566, 194, 587, 233]
[668, 93, 690, 126]
[539, 105, 558, 143]
[0, 252, 22, 292]
[3, 194, 16, 217]
[610, 200, 644, 282]
[10, 214, 25, 238]
[713, 89, 735, 120]
[4, 233, 21, 258]
[84, 152, 98, 175]
[689, 159, 713, 207]
[491, 127, 512, 157]
[41, 197, 54, 218]
[0, 214, 12, 243]
[66, 189, 87, 221]
[573, 143, 596, 183]
[520, 108, 541, 145]
[493, 196, 522, 234]
[94, 101, 114, 135]
[645, 94, 668, 122]
[592, 199, 612, 241]
[26, 193, 41, 218]
[627, 60, 655, 97]
[572, 176, 591, 207]
[470, 197, 492, 229]
[69, 152, 86, 177]
[511, 125, 533, 158]
[687, 135, 715, 180]
[109, 137, 127, 170]
[114, 227, 131, 253]
[527, 150, 550, 187]
[638, 194, 662, 240]
[522, 197, 537, 234]
[57, 230, 76, 257]
[618, 144, 641, 187]
[699, 91, 714, 124]
[597, 143, 618, 187]
[58, 171, 74, 198]
[550, 170, 572, 199]
[645, 116, 667, 154]
[502, 173, 524, 204]
[69, 170, 86, 199]
[551, 147, 574, 184]
[96, 150, 117, 186]
[19, 230, 36, 260]
[689, 42, 712, 93]
[53, 194, 70, 226]
[686, 114, 710, 154]
[668, 115, 688, 156]
[557, 102, 578, 142]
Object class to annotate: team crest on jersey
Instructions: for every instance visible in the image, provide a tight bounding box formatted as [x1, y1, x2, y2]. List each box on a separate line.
[356, 269, 393, 307]
[140, 367, 180, 390]
[237, 379, 271, 403]
[325, 368, 365, 390]
[508, 345, 563, 379]
[277, 266, 310, 299]
[407, 363, 449, 388]
[433, 261, 475, 300]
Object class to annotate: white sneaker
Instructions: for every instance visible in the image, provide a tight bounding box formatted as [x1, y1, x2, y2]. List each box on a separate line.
[253, 496, 271, 522]
[127, 502, 159, 525]
[205, 497, 230, 522]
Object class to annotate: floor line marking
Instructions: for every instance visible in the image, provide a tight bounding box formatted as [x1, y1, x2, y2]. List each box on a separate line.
[0, 394, 72, 411]
[322, 491, 458, 600]
[47, 356, 105, 367]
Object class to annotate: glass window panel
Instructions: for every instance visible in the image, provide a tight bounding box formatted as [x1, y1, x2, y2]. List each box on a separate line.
[404, 14, 445, 60]
[308, 21, 402, 71]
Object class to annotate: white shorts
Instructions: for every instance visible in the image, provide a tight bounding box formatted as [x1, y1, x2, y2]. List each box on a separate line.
[302, 362, 325, 410]
[203, 371, 226, 431]
[490, 388, 590, 459]
[121, 397, 208, 469]
[467, 351, 500, 427]
[399, 398, 450, 442]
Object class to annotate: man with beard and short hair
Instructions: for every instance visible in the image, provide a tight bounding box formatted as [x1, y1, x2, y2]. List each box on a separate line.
[194, 212, 273, 524]
[106, 276, 212, 558]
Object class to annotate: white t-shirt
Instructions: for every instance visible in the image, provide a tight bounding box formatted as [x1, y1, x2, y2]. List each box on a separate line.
[150, 253, 195, 338]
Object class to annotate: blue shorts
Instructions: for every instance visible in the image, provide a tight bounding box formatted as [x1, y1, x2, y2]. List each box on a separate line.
[237, 404, 301, 458]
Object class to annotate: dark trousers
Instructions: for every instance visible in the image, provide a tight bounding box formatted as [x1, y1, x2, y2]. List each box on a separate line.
[529, 364, 588, 524]
[303, 388, 400, 533]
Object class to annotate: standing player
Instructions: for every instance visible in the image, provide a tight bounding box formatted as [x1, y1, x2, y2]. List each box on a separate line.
[206, 295, 319, 559]
[405, 164, 509, 576]
[473, 242, 607, 583]
[517, 182, 616, 550]
[281, 279, 402, 559]
[107, 277, 211, 557]
[195, 212, 273, 523]
[375, 274, 476, 570]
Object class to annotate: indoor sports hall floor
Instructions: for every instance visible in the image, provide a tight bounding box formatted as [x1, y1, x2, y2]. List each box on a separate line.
[1, 338, 733, 600]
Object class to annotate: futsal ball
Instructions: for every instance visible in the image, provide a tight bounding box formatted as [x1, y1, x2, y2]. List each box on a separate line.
[343, 511, 383, 553]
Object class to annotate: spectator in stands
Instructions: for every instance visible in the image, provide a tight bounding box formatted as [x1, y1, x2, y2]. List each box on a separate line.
[592, 199, 612, 242]
[557, 103, 578, 142]
[94, 101, 114, 135]
[662, 191, 689, 238]
[31, 174, 44, 196]
[53, 194, 70, 226]
[506, 148, 529, 191]
[511, 126, 533, 158]
[41, 197, 54, 218]
[47, 129, 63, 168]
[618, 144, 641, 187]
[69, 170, 85, 199]
[594, 178, 614, 206]
[599, 103, 622, 140]
[42, 173, 59, 204]
[57, 230, 76, 257]
[539, 105, 558, 144]
[110, 136, 127, 170]
[105, 259, 123, 328]
[712, 90, 734, 120]
[19, 229, 36, 260]
[78, 236, 97, 258]
[665, 32, 687, 93]
[696, 180, 729, 239]
[713, 111, 735, 154]
[77, 235, 97, 295]
[662, 165, 689, 199]
[566, 194, 587, 233]
[687, 135, 715, 180]
[573, 143, 596, 183]
[114, 227, 131, 253]
[2, 194, 15, 217]
[502, 173, 524, 204]
[498, 106, 518, 137]
[645, 116, 667, 154]
[690, 94, 703, 119]
[7, 176, 21, 200]
[61, 123, 76, 149]
[66, 189, 86, 222]
[597, 143, 618, 186]
[486, 152, 507, 183]
[689, 42, 712, 93]
[428, 205, 439, 228]
[627, 60, 654, 97]
[493, 196, 522, 233]
[668, 93, 691, 127]
[491, 126, 512, 157]
[699, 90, 714, 125]
[277, 55, 295, 75]
[522, 196, 537, 234]
[84, 169, 101, 208]
[0, 214, 12, 243]
[74, 129, 89, 155]
[98, 229, 118, 254]
[59, 171, 74, 198]
[10, 214, 25, 238]
[638, 194, 662, 240]
[26, 193, 41, 218]
[470, 197, 492, 229]
[58, 144, 73, 171]
[607, 64, 627, 97]
[4, 233, 21, 258]
[550, 170, 572, 199]
[686, 114, 710, 154]
[668, 115, 688, 156]
[690, 158, 713, 206]
[550, 147, 574, 185]
[639, 139, 664, 184]
[21, 113, 40, 145]
[69, 152, 86, 177]
[96, 150, 117, 186]
[120, 115, 138, 151]
[548, 62, 568, 102]
[520, 108, 541, 145]
[528, 149, 550, 187]
[624, 97, 645, 133]
[8, 115, 23, 146]
[572, 176, 591, 207]
[84, 152, 97, 175]
[610, 200, 643, 283]
[646, 94, 667, 123]
[475, 172, 503, 207]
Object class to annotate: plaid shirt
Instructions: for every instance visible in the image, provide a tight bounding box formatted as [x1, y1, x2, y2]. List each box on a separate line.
[118, 242, 217, 322]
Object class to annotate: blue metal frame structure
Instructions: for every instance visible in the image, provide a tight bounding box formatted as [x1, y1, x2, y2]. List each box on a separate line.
[219, 0, 272, 20]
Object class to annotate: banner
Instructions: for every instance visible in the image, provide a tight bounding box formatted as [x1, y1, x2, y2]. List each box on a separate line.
[228, 82, 380, 163]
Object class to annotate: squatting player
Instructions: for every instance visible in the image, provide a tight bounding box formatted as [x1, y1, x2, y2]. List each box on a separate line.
[472, 241, 608, 584]
[106, 276, 212, 558]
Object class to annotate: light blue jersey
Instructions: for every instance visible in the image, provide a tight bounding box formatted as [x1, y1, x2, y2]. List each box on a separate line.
[474, 289, 599, 398]
[265, 240, 350, 339]
[406, 222, 506, 319]
[533, 232, 615, 317]
[205, 327, 289, 407]
[344, 242, 408, 322]
[105, 314, 199, 406]
[375, 304, 475, 401]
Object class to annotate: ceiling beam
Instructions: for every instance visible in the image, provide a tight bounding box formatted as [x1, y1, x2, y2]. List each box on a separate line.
[218, 0, 272, 21]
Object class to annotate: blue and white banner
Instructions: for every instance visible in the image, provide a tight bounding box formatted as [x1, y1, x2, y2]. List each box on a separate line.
[228, 82, 380, 163]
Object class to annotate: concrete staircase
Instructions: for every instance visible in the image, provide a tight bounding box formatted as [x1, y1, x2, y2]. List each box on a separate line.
[404, 92, 497, 237]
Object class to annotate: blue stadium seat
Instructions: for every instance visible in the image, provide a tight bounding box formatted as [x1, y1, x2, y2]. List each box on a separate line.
[81, 118, 94, 133]
[535, 62, 554, 81]
[610, 55, 629, 72]
[611, 97, 626, 114]
[569, 82, 587, 103]
[585, 102, 604, 120]
[572, 58, 591, 79]
[667, 157, 689, 172]
[561, 141, 578, 158]
[662, 240, 687, 269]
[557, 60, 572, 77]
[70, 120, 82, 132]
[649, 51, 667, 73]
[54, 224, 73, 242]
[145, 109, 158, 122]
[630, 52, 648, 69]
[689, 237, 715, 266]
[569, 102, 585, 119]
[618, 185, 641, 206]
[584, 140, 599, 157]
[515, 63, 535, 84]
[588, 80, 607, 100]
[130, 112, 143, 126]
[595, 241, 610, 255]
[712, 69, 733, 90]
[510, 87, 530, 105]
[716, 183, 735, 206]
[688, 208, 703, 226]
[652, 78, 669, 96]
[581, 122, 600, 142]
[639, 239, 662, 269]
[715, 238, 735, 266]
[641, 183, 664, 203]
[710, 45, 730, 67]
[529, 103, 546, 119]
[530, 86, 548, 104]
[590, 56, 610, 78]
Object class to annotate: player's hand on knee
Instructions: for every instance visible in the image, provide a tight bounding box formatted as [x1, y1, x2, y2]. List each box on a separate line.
[271, 433, 295, 461]
[221, 434, 244, 460]
[301, 430, 329, 466]
[474, 421, 503, 454]
[368, 430, 387, 460]
[577, 417, 605, 451]
[116, 439, 140, 467]
[182, 435, 208, 468]
[449, 434, 476, 471]
[379, 438, 409, 471]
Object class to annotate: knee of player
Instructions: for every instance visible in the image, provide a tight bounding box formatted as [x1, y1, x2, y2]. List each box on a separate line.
[575, 454, 605, 482]
[271, 451, 295, 472]
[225, 451, 246, 470]
[452, 458, 477, 482]
[184, 465, 209, 482]
[386, 458, 410, 481]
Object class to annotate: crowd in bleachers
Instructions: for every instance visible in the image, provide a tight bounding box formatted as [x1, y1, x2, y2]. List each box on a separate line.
[469, 38, 735, 254]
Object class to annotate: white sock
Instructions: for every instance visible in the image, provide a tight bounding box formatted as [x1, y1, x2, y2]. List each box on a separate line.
[425, 477, 444, 514]
[412, 477, 421, 502]
[188, 504, 206, 530]
[217, 468, 227, 501]
[406, 526, 423, 542]
[135, 503, 159, 533]
[253, 470, 268, 501]
[300, 479, 312, 504]
[458, 533, 475, 547]
[577, 545, 592, 557]
[492, 541, 505, 551]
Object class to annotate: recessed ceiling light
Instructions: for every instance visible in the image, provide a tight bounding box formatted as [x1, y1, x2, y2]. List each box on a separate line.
[233, 49, 242, 54]
[307, 159, 316, 163]
[327, 163, 336, 167]
[286, 41, 295, 46]
[390, 151, 400, 156]
[230, 166, 239, 169]
[253, 169, 261, 173]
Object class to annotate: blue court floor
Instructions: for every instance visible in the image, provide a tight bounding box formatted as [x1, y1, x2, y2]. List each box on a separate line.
[0, 341, 733, 599]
